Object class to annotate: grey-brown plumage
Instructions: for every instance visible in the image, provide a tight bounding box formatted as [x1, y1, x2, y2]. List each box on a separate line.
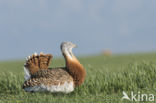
[23, 68, 74, 88]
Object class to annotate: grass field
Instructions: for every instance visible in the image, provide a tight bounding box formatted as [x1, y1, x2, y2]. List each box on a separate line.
[0, 53, 156, 103]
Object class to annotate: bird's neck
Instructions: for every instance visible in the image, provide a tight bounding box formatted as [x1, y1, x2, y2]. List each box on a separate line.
[62, 49, 86, 87]
[62, 48, 74, 60]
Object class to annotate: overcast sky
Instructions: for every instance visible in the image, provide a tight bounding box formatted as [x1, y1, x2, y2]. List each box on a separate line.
[0, 0, 156, 60]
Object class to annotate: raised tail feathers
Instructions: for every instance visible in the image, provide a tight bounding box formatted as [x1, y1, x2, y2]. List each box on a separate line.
[24, 52, 52, 80]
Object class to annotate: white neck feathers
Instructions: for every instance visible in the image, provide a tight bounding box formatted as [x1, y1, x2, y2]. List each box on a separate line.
[62, 47, 74, 60]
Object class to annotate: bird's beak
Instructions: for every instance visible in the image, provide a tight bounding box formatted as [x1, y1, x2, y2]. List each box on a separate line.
[73, 44, 77, 48]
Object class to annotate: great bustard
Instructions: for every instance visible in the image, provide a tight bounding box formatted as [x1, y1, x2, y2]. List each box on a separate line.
[22, 42, 86, 93]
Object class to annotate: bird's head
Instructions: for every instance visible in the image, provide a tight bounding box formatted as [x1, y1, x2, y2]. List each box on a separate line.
[61, 41, 77, 52]
[61, 42, 77, 58]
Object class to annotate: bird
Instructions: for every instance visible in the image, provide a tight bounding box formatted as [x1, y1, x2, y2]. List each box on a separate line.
[22, 42, 86, 93]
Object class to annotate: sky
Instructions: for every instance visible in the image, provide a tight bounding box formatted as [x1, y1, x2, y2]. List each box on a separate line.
[0, 0, 156, 60]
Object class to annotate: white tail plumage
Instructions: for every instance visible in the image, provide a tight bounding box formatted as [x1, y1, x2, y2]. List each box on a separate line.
[24, 67, 30, 80]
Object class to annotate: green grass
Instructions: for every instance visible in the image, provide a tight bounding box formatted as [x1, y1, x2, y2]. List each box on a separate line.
[0, 53, 156, 103]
